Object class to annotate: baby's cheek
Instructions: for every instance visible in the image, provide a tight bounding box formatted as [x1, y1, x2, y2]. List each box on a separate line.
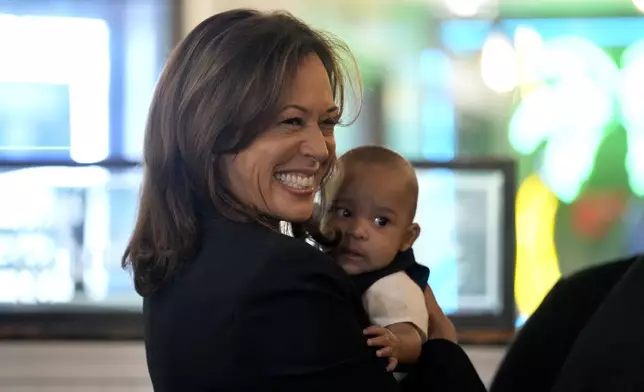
[373, 245, 400, 268]
[322, 217, 339, 233]
[367, 253, 393, 271]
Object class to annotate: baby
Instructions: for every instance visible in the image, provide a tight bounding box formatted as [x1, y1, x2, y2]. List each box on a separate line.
[324, 145, 429, 379]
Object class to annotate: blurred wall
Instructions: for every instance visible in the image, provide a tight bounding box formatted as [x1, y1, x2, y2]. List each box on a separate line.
[176, 0, 436, 157]
[181, 0, 299, 36]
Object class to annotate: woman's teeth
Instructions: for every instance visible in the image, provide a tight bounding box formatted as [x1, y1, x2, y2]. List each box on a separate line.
[275, 173, 314, 189]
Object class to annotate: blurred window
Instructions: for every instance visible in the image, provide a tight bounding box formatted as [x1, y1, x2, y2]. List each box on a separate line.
[0, 0, 172, 163]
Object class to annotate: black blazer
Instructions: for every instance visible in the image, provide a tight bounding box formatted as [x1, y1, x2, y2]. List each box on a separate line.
[490, 255, 641, 392]
[144, 214, 485, 392]
[551, 255, 644, 392]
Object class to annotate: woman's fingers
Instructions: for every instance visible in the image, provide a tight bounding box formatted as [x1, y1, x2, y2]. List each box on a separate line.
[376, 346, 393, 357]
[423, 284, 442, 313]
[424, 285, 458, 343]
[386, 357, 398, 372]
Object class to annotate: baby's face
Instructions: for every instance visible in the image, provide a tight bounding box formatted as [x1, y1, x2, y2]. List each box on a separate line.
[326, 162, 417, 275]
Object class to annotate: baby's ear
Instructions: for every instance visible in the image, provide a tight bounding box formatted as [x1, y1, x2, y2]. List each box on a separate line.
[400, 223, 421, 251]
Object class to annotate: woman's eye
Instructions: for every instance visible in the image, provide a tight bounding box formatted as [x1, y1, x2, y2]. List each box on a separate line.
[374, 217, 389, 227]
[320, 118, 339, 129]
[282, 117, 304, 126]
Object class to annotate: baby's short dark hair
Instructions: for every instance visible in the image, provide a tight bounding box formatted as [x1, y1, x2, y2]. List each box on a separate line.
[336, 145, 419, 218]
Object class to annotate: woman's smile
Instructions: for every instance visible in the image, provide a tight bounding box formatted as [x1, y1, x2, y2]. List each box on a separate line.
[274, 171, 317, 196]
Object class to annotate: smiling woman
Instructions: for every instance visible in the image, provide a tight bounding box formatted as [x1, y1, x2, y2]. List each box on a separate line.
[225, 54, 342, 223]
[122, 9, 357, 297]
[122, 8, 485, 392]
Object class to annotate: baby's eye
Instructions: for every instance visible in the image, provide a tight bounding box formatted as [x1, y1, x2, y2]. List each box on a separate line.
[333, 207, 351, 218]
[374, 217, 389, 227]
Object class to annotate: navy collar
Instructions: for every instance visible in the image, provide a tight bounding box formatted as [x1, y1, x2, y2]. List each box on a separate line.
[351, 249, 429, 295]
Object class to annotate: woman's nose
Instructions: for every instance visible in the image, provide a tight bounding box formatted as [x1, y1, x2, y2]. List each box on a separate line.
[300, 125, 330, 163]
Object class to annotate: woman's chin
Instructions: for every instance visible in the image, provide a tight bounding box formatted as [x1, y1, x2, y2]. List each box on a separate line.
[269, 181, 317, 223]
[282, 211, 314, 224]
[272, 203, 314, 224]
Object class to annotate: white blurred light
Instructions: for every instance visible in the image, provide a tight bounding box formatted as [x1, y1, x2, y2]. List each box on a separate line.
[0, 14, 110, 163]
[444, 0, 487, 17]
[15, 271, 37, 304]
[514, 25, 544, 55]
[36, 270, 75, 303]
[0, 166, 110, 189]
[85, 266, 109, 302]
[620, 39, 644, 195]
[513, 26, 545, 96]
[634, 0, 644, 13]
[481, 31, 518, 93]
[0, 166, 110, 231]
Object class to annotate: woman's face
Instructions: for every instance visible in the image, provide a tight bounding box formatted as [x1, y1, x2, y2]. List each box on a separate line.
[227, 54, 339, 223]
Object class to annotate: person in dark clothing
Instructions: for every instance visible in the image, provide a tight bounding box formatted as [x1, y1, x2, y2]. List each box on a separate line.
[121, 9, 486, 392]
[550, 255, 644, 392]
[490, 255, 640, 392]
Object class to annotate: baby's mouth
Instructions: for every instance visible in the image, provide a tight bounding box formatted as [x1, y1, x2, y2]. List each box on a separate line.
[338, 246, 365, 259]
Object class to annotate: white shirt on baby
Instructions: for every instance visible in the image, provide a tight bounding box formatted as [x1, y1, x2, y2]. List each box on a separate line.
[362, 271, 429, 342]
[362, 271, 429, 382]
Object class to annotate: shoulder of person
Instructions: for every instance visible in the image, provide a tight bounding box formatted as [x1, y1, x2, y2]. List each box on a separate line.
[205, 219, 354, 295]
[554, 254, 640, 297]
[196, 216, 356, 305]
[529, 254, 640, 327]
[252, 232, 353, 295]
[549, 256, 644, 392]
[201, 216, 326, 262]
[231, 225, 369, 334]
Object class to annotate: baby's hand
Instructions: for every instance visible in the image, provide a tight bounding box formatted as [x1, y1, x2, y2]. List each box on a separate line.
[363, 325, 400, 372]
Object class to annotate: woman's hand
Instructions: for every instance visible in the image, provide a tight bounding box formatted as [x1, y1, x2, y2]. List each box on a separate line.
[424, 285, 458, 343]
[364, 325, 400, 372]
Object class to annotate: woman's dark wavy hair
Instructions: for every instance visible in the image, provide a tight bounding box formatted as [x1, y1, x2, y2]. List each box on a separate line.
[122, 9, 360, 296]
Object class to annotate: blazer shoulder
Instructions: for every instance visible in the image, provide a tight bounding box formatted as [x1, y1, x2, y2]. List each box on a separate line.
[560, 254, 640, 292]
[256, 234, 350, 289]
[199, 216, 352, 299]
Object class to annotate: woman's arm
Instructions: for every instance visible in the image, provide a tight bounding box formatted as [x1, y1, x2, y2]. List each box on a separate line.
[386, 323, 423, 364]
[399, 286, 487, 392]
[235, 243, 485, 392]
[235, 244, 400, 391]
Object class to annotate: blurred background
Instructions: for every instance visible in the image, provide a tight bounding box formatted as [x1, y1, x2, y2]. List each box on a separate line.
[1, 0, 644, 390]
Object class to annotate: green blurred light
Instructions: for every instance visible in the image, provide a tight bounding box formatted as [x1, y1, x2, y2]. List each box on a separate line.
[510, 35, 644, 202]
[620, 40, 644, 196]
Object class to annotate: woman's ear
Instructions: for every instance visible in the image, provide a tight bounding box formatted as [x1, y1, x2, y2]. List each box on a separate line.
[400, 223, 421, 252]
